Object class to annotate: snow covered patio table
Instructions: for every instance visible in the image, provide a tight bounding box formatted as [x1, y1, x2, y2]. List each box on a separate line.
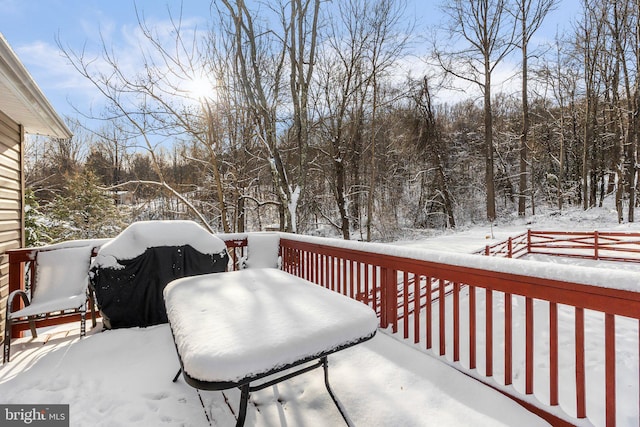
[163, 268, 379, 426]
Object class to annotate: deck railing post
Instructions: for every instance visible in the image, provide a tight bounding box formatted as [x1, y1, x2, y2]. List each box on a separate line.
[508, 237, 513, 258]
[380, 267, 388, 329]
[389, 269, 398, 333]
[8, 254, 26, 338]
[594, 230, 599, 260]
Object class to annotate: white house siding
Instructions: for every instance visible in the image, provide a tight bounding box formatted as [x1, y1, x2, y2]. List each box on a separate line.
[0, 108, 23, 342]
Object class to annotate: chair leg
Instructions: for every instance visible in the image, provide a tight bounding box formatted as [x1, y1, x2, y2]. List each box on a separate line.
[90, 298, 97, 328]
[80, 305, 87, 337]
[28, 317, 37, 338]
[3, 318, 12, 364]
[88, 287, 97, 328]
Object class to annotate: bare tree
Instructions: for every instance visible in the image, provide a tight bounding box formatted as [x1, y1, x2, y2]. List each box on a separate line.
[411, 76, 456, 229]
[535, 33, 581, 211]
[599, 0, 639, 222]
[364, 0, 411, 241]
[57, 7, 238, 233]
[435, 0, 516, 221]
[314, 0, 410, 240]
[512, 0, 557, 216]
[576, 0, 605, 210]
[219, 0, 320, 233]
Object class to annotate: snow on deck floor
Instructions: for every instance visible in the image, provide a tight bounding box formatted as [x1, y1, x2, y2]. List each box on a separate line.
[0, 322, 549, 426]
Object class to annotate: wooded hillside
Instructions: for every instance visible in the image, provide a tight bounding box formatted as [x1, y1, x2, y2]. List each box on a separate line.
[26, 0, 640, 242]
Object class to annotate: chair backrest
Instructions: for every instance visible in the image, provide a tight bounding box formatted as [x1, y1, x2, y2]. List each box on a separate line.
[33, 245, 93, 302]
[244, 233, 280, 269]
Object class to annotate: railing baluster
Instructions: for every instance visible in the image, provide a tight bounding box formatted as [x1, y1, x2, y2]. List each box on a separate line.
[330, 255, 335, 292]
[550, 301, 558, 406]
[486, 288, 493, 377]
[526, 297, 534, 395]
[403, 271, 409, 339]
[426, 276, 432, 350]
[576, 307, 586, 418]
[349, 260, 355, 300]
[505, 292, 512, 386]
[333, 257, 344, 294]
[414, 273, 420, 344]
[354, 261, 360, 302]
[439, 279, 446, 356]
[306, 250, 311, 280]
[469, 285, 476, 370]
[380, 267, 388, 329]
[454, 282, 460, 362]
[285, 246, 290, 273]
[320, 255, 328, 288]
[605, 313, 615, 427]
[363, 262, 369, 306]
[341, 257, 347, 296]
[389, 268, 398, 333]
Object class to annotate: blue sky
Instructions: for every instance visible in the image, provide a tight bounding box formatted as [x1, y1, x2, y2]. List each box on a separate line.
[0, 0, 580, 124]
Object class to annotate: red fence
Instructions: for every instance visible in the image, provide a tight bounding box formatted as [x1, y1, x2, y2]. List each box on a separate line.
[482, 229, 640, 263]
[279, 234, 640, 427]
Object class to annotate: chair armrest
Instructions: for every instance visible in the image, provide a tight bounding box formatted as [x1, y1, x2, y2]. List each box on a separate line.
[5, 290, 31, 318]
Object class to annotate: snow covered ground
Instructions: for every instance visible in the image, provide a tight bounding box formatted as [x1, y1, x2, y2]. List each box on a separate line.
[0, 205, 638, 426]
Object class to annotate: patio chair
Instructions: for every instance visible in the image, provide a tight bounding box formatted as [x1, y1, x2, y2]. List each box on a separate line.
[242, 233, 280, 269]
[3, 245, 95, 363]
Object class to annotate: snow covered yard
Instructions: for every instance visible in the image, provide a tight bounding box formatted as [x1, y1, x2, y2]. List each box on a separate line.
[0, 320, 549, 426]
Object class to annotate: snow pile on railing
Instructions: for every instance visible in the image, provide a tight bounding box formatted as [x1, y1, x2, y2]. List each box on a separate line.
[277, 233, 640, 293]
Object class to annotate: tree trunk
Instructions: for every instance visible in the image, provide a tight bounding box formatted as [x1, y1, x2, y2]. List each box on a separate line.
[485, 70, 496, 221]
[519, 9, 529, 217]
[366, 76, 378, 241]
[335, 156, 350, 240]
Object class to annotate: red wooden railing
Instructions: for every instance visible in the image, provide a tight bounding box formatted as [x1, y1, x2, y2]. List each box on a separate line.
[482, 229, 640, 263]
[4, 231, 640, 426]
[279, 233, 640, 427]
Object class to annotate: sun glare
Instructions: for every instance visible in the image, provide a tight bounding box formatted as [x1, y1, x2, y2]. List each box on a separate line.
[184, 76, 218, 102]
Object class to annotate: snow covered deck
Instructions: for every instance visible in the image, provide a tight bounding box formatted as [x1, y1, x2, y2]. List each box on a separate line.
[0, 320, 549, 426]
[4, 228, 640, 426]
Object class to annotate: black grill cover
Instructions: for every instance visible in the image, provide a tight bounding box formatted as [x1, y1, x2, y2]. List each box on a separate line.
[91, 245, 228, 329]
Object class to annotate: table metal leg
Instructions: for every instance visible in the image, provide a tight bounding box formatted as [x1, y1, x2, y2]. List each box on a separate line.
[236, 383, 250, 427]
[172, 368, 182, 383]
[322, 356, 352, 427]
